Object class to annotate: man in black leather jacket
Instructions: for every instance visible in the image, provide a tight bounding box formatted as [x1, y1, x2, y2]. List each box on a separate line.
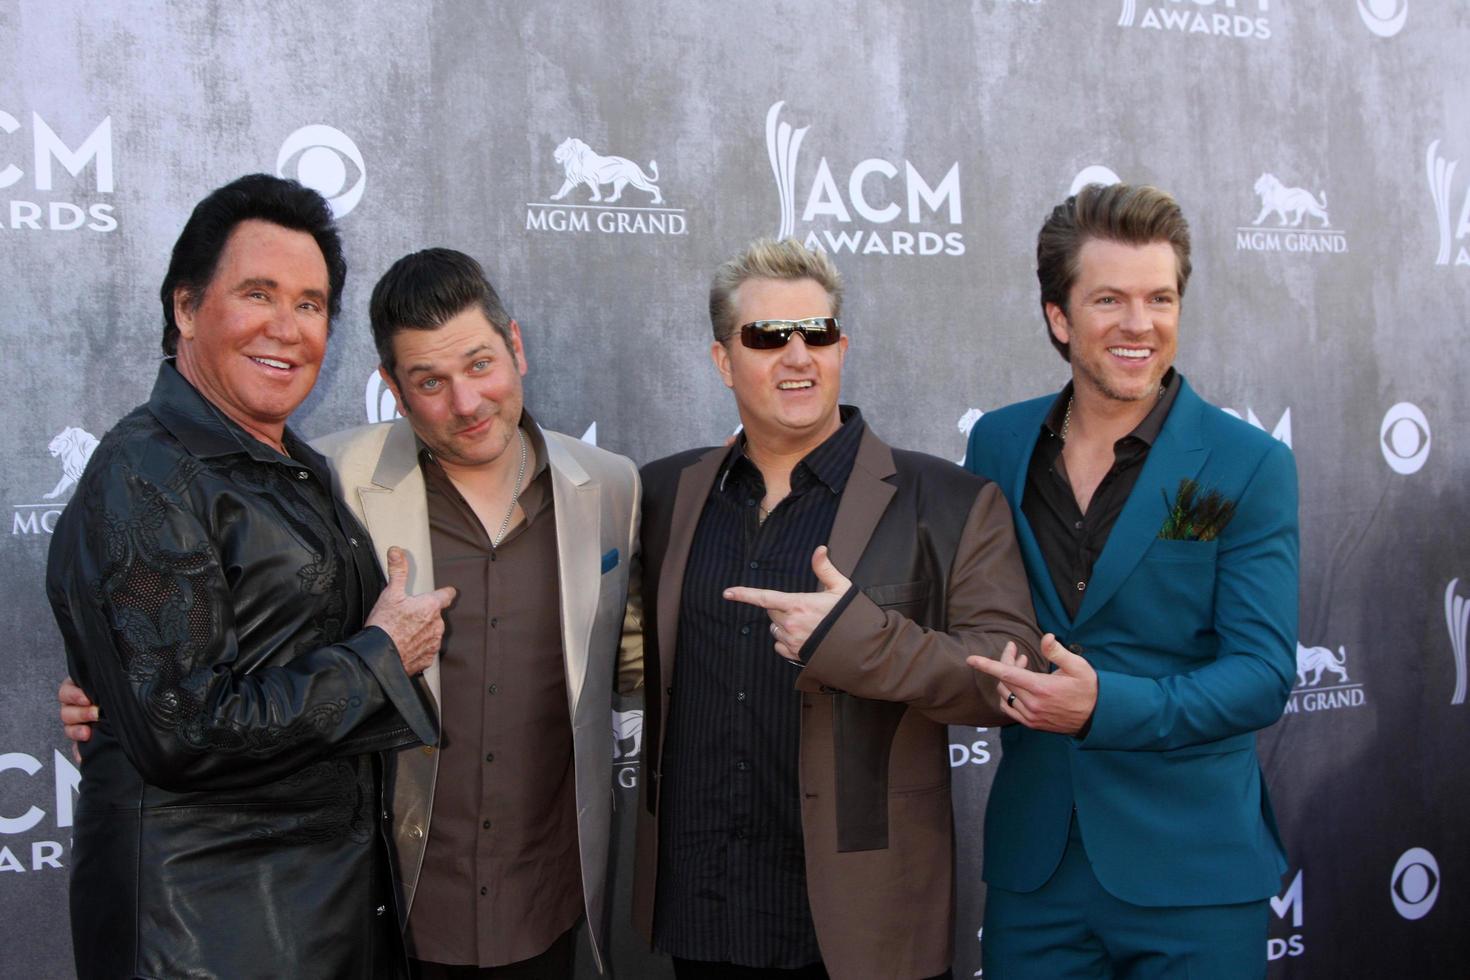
[46, 174, 454, 980]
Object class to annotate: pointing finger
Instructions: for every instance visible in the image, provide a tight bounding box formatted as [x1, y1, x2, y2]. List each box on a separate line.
[431, 586, 458, 608]
[723, 586, 793, 611]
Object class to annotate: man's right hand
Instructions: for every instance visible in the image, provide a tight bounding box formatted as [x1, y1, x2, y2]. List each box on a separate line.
[365, 546, 457, 677]
[59, 676, 97, 763]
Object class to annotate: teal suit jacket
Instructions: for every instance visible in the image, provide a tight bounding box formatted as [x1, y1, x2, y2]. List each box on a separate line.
[964, 375, 1298, 907]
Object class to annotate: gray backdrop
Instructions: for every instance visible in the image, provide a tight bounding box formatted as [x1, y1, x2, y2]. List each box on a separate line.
[2, 1, 1467, 976]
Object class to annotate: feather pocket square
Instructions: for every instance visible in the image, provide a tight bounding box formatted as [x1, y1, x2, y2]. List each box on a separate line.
[1158, 478, 1237, 541]
[601, 548, 620, 574]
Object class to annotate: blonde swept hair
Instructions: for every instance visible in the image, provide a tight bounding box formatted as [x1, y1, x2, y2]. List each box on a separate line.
[708, 238, 844, 342]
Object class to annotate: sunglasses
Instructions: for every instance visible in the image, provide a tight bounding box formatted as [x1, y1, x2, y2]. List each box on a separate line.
[737, 317, 842, 350]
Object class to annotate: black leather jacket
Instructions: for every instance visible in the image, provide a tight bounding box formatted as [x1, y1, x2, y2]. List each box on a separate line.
[47, 362, 438, 980]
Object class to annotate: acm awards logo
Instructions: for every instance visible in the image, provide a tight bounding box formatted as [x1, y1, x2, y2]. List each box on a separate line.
[1446, 578, 1467, 707]
[949, 728, 993, 768]
[766, 101, 965, 257]
[1282, 641, 1365, 713]
[613, 708, 643, 789]
[526, 136, 687, 237]
[1379, 401, 1430, 474]
[1268, 868, 1305, 960]
[1117, 0, 1272, 41]
[11, 426, 99, 536]
[1236, 173, 1348, 255]
[1358, 0, 1407, 38]
[0, 749, 79, 875]
[1426, 140, 1470, 267]
[0, 110, 116, 231]
[1391, 847, 1439, 920]
[277, 125, 366, 219]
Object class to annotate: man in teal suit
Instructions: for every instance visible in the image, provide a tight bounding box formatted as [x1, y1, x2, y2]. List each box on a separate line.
[964, 183, 1298, 978]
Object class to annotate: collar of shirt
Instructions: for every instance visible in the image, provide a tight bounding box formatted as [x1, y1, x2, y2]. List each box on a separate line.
[717, 404, 866, 499]
[147, 358, 329, 475]
[1040, 366, 1180, 450]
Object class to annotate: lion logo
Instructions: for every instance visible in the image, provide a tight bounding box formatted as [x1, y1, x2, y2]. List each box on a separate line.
[550, 137, 663, 205]
[612, 708, 643, 762]
[43, 426, 100, 500]
[1295, 642, 1349, 688]
[1252, 174, 1330, 228]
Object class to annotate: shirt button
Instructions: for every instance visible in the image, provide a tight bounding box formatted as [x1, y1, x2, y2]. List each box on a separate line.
[490, 617, 498, 628]
[1077, 581, 1086, 591]
[740, 625, 751, 636]
[482, 820, 491, 830]
[666, 686, 673, 695]
[1069, 643, 1084, 654]
[480, 886, 487, 896]
[488, 684, 498, 695]
[1073, 521, 1083, 530]
[376, 905, 387, 916]
[349, 537, 360, 547]
[736, 691, 746, 702]
[735, 760, 750, 771]
[490, 552, 497, 562]
[296, 471, 308, 480]
[485, 752, 494, 763]
[749, 560, 760, 570]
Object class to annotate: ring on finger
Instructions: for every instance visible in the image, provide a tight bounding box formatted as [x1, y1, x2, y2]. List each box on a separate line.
[1006, 692, 1018, 708]
[770, 622, 781, 638]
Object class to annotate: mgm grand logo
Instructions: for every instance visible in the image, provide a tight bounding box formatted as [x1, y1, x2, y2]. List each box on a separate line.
[12, 426, 98, 536]
[1236, 173, 1348, 255]
[1281, 642, 1366, 714]
[526, 136, 687, 237]
[613, 708, 643, 790]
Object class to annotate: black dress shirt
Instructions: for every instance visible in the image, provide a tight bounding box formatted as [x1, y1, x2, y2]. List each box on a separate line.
[1023, 368, 1180, 621]
[654, 406, 865, 969]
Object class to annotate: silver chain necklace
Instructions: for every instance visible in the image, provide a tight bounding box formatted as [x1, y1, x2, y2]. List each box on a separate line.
[491, 428, 527, 548]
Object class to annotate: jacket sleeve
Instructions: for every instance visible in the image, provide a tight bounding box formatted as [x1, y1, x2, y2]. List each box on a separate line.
[1081, 440, 1299, 752]
[799, 481, 1043, 725]
[48, 462, 431, 793]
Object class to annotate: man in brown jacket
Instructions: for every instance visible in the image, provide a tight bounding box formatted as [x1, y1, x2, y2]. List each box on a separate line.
[631, 238, 1041, 979]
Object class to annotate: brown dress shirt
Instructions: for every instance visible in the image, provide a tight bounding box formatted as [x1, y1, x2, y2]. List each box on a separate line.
[405, 421, 583, 967]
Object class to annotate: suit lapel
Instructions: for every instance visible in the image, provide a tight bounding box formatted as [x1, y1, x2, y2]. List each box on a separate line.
[826, 428, 896, 575]
[357, 419, 442, 710]
[656, 448, 727, 686]
[1071, 381, 1209, 630]
[544, 429, 599, 712]
[998, 401, 1072, 629]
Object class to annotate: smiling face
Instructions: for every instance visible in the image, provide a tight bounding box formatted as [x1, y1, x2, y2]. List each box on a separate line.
[711, 276, 847, 454]
[381, 306, 527, 474]
[173, 219, 330, 449]
[1046, 237, 1179, 407]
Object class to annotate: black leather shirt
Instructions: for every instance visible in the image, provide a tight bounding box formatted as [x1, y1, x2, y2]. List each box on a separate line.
[47, 361, 437, 980]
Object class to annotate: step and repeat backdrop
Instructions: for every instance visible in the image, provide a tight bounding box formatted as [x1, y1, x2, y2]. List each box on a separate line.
[2, 1, 1466, 976]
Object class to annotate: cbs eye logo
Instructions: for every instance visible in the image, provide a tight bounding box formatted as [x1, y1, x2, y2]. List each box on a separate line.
[1357, 0, 1408, 39]
[277, 125, 366, 218]
[1390, 847, 1439, 920]
[1380, 402, 1431, 475]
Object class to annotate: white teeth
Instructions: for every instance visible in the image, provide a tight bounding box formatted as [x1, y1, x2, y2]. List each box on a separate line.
[252, 357, 290, 369]
[778, 380, 814, 390]
[1109, 348, 1149, 360]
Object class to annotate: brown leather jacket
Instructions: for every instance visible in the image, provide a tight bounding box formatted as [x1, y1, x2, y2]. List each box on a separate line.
[632, 422, 1040, 979]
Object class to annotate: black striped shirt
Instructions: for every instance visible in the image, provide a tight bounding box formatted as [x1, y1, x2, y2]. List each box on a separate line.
[653, 406, 865, 968]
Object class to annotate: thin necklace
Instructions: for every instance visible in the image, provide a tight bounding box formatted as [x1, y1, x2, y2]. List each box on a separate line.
[491, 428, 527, 548]
[1060, 397, 1073, 442]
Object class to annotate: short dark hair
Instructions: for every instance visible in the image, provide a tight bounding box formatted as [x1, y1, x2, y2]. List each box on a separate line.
[1035, 183, 1192, 361]
[159, 173, 346, 356]
[369, 248, 515, 379]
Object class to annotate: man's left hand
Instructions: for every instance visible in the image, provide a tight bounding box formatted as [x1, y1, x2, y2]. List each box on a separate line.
[966, 633, 1098, 735]
[724, 545, 851, 661]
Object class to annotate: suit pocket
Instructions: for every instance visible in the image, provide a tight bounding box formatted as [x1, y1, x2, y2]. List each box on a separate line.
[863, 580, 931, 607]
[1146, 538, 1219, 563]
